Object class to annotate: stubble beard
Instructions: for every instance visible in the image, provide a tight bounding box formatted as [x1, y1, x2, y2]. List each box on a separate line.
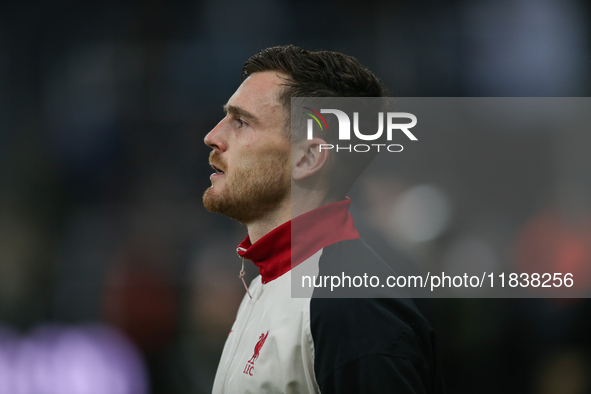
[203, 151, 290, 224]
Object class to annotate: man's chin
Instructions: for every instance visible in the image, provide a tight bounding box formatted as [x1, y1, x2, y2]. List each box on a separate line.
[202, 187, 221, 213]
[203, 188, 263, 224]
[203, 188, 237, 218]
[202, 166, 290, 224]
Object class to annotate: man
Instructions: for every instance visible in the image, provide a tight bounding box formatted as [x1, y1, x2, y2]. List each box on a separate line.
[203, 45, 443, 393]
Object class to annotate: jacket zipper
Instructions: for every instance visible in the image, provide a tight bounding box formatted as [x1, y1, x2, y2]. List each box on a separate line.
[220, 278, 261, 393]
[220, 288, 259, 393]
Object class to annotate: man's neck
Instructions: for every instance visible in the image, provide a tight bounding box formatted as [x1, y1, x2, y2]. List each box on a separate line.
[245, 199, 291, 244]
[246, 192, 340, 244]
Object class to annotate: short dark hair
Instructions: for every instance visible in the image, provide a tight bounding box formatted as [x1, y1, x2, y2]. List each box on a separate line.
[241, 45, 389, 198]
[242, 45, 388, 108]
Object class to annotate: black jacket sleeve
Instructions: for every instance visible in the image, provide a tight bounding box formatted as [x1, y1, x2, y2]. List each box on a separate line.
[310, 240, 444, 394]
[319, 354, 429, 394]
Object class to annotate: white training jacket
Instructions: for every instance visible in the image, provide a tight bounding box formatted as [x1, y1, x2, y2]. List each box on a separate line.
[212, 198, 444, 394]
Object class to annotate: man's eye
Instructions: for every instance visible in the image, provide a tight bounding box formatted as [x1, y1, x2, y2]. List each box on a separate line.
[236, 118, 248, 127]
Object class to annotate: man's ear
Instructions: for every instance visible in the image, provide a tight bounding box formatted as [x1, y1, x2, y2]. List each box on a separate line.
[292, 138, 330, 181]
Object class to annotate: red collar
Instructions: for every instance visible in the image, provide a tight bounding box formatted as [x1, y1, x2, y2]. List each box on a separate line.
[236, 198, 360, 284]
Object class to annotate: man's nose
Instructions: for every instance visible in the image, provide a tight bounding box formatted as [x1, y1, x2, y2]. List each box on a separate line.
[204, 119, 228, 152]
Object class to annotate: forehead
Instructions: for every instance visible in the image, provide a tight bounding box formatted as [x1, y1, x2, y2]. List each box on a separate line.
[227, 71, 286, 125]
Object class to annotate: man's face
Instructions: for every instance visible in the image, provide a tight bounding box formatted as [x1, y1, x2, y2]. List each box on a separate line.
[203, 71, 291, 224]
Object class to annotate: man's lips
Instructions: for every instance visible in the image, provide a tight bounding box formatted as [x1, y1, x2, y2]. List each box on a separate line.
[210, 162, 226, 178]
[209, 151, 227, 179]
[210, 163, 224, 174]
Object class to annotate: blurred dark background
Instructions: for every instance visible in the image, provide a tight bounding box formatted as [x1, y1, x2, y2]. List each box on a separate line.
[1, 0, 590, 393]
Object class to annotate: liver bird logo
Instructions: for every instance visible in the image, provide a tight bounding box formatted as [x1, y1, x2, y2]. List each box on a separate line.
[244, 331, 269, 376]
[248, 331, 269, 365]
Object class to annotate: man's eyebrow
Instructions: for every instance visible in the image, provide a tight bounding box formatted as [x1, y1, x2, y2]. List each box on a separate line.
[223, 104, 259, 125]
